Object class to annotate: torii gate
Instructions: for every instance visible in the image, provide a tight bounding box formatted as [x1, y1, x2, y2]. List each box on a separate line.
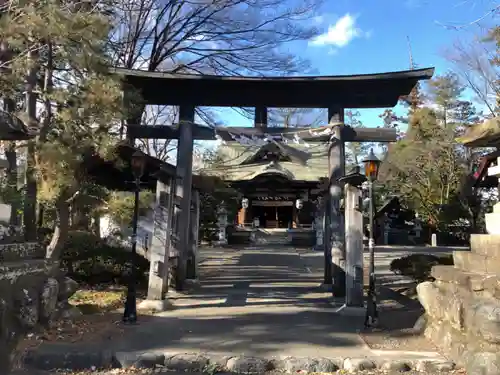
[117, 67, 434, 297]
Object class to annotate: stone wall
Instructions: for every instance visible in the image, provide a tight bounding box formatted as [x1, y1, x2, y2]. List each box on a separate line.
[0, 242, 79, 373]
[417, 234, 500, 374]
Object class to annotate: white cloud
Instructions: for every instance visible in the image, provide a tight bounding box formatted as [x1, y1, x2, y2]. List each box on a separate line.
[309, 13, 368, 48]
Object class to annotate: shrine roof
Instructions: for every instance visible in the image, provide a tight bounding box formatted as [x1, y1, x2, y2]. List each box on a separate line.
[0, 109, 35, 140]
[456, 117, 500, 147]
[112, 67, 434, 108]
[199, 142, 328, 182]
[84, 142, 219, 191]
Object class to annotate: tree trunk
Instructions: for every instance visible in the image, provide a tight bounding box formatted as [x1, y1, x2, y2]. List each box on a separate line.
[91, 211, 100, 235]
[37, 204, 44, 228]
[5, 142, 19, 227]
[45, 198, 70, 261]
[2, 98, 20, 227]
[24, 141, 37, 240]
[23, 48, 38, 241]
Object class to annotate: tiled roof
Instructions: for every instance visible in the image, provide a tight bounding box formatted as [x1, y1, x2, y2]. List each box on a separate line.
[200, 142, 329, 181]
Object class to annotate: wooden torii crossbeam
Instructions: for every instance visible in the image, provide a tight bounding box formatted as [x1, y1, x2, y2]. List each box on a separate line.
[126, 122, 398, 143]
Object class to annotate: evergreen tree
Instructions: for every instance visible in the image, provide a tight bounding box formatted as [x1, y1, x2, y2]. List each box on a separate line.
[0, 0, 124, 258]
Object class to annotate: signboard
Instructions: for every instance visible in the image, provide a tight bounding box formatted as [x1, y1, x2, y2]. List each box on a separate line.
[255, 196, 291, 201]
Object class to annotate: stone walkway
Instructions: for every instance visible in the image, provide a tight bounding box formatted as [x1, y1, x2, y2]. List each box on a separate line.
[24, 246, 457, 372]
[119, 246, 365, 359]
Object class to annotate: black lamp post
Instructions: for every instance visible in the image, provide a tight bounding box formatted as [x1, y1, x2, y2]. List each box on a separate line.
[123, 151, 146, 324]
[362, 148, 381, 328]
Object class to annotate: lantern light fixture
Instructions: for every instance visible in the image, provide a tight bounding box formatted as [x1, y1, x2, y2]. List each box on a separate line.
[131, 151, 146, 180]
[242, 197, 249, 209]
[295, 199, 303, 210]
[362, 148, 381, 182]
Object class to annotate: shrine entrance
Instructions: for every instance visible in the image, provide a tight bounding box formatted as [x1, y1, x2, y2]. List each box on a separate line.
[251, 200, 294, 229]
[117, 66, 434, 297]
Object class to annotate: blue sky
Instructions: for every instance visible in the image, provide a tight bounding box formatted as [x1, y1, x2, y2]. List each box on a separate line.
[203, 0, 496, 134]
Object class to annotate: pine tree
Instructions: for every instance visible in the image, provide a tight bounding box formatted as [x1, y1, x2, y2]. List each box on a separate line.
[0, 0, 124, 259]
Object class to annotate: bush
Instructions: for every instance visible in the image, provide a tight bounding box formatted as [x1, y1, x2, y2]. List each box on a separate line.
[390, 253, 454, 283]
[61, 230, 149, 286]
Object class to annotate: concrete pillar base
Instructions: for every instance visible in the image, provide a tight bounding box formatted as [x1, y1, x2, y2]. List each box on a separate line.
[332, 304, 366, 316]
[137, 298, 173, 312]
[314, 245, 325, 252]
[319, 283, 333, 292]
[185, 278, 201, 288]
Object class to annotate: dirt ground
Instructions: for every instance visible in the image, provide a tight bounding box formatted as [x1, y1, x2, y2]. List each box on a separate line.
[12, 286, 156, 371]
[359, 283, 438, 352]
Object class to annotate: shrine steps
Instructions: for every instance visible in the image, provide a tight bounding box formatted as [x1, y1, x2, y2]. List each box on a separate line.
[253, 228, 290, 245]
[417, 234, 500, 369]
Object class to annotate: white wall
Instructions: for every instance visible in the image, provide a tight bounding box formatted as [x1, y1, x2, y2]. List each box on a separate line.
[100, 209, 154, 255]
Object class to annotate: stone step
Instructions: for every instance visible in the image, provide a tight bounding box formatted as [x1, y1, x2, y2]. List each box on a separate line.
[453, 250, 500, 274]
[431, 265, 500, 295]
[471, 234, 500, 258]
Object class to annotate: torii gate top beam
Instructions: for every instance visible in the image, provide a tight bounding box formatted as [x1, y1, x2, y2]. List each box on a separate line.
[113, 67, 434, 109]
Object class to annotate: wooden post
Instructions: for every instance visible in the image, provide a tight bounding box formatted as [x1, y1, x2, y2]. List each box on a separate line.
[171, 105, 195, 291]
[315, 198, 325, 251]
[323, 193, 332, 285]
[345, 184, 364, 307]
[238, 206, 246, 226]
[328, 106, 346, 297]
[123, 84, 143, 143]
[187, 189, 200, 280]
[140, 179, 172, 311]
[254, 106, 268, 128]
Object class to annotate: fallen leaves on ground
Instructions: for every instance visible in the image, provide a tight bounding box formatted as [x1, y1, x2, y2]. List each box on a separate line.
[13, 286, 157, 372]
[55, 369, 161, 374]
[69, 286, 126, 314]
[50, 369, 468, 375]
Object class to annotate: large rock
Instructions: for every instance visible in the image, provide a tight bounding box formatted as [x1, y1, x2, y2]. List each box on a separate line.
[282, 357, 338, 373]
[16, 288, 39, 329]
[40, 278, 59, 321]
[453, 251, 489, 274]
[431, 265, 474, 287]
[165, 353, 210, 372]
[467, 301, 500, 344]
[57, 277, 78, 301]
[425, 319, 500, 367]
[226, 356, 270, 373]
[417, 281, 464, 330]
[470, 234, 500, 258]
[467, 352, 500, 375]
[425, 321, 469, 366]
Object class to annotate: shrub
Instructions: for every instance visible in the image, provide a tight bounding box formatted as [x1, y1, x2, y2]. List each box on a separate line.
[390, 253, 454, 283]
[61, 230, 149, 286]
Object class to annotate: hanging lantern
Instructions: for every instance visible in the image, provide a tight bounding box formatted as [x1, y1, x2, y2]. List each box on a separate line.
[295, 199, 303, 210]
[242, 197, 249, 209]
[131, 151, 146, 179]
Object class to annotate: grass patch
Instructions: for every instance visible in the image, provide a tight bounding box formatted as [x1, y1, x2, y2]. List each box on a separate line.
[69, 287, 125, 314]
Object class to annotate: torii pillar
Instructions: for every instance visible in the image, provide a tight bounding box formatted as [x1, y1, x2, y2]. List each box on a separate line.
[326, 106, 346, 297]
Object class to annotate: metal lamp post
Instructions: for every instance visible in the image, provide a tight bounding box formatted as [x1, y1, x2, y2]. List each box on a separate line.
[123, 151, 146, 324]
[362, 148, 381, 328]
